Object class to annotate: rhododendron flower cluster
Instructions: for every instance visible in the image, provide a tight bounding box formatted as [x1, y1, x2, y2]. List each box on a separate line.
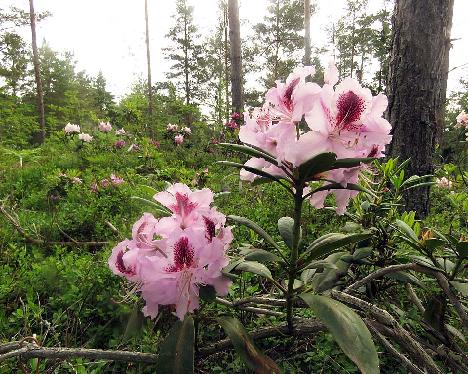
[435, 177, 452, 189]
[238, 62, 392, 214]
[108, 183, 232, 320]
[64, 123, 80, 133]
[98, 121, 113, 132]
[175, 134, 184, 145]
[182, 127, 192, 134]
[456, 111, 468, 128]
[114, 139, 126, 149]
[78, 133, 93, 142]
[115, 128, 126, 135]
[167, 123, 178, 132]
[225, 112, 241, 130]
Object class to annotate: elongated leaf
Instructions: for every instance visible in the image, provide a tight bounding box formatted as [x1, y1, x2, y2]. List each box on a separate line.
[278, 216, 298, 249]
[384, 271, 424, 288]
[122, 306, 145, 341]
[310, 252, 350, 292]
[155, 317, 194, 374]
[332, 157, 375, 169]
[302, 259, 338, 271]
[218, 317, 281, 374]
[309, 182, 375, 198]
[394, 220, 419, 242]
[298, 152, 337, 181]
[241, 248, 282, 263]
[303, 232, 372, 262]
[137, 184, 159, 196]
[219, 143, 278, 165]
[218, 161, 285, 185]
[228, 215, 282, 252]
[131, 196, 172, 216]
[301, 294, 379, 374]
[236, 261, 272, 280]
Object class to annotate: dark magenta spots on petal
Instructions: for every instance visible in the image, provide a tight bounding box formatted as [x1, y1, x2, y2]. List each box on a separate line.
[172, 236, 195, 271]
[203, 216, 216, 242]
[336, 91, 365, 131]
[116, 250, 135, 275]
[283, 77, 300, 111]
[367, 145, 379, 158]
[172, 193, 198, 216]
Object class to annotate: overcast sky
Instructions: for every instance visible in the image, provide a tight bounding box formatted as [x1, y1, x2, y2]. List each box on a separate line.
[4, 0, 468, 99]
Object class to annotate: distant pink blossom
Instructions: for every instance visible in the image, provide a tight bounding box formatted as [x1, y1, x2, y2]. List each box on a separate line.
[166, 123, 178, 132]
[78, 133, 93, 142]
[64, 123, 80, 134]
[436, 177, 452, 189]
[175, 134, 184, 145]
[108, 184, 232, 320]
[182, 127, 192, 134]
[231, 112, 240, 120]
[225, 120, 239, 130]
[456, 111, 468, 127]
[127, 143, 140, 152]
[101, 179, 110, 188]
[115, 128, 126, 135]
[90, 182, 99, 193]
[114, 139, 126, 149]
[150, 139, 161, 149]
[98, 121, 112, 132]
[71, 177, 83, 184]
[110, 174, 125, 185]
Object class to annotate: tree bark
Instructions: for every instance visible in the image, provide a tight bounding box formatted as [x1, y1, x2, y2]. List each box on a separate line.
[144, 0, 153, 119]
[386, 0, 453, 218]
[228, 0, 243, 114]
[303, 0, 311, 67]
[29, 0, 45, 144]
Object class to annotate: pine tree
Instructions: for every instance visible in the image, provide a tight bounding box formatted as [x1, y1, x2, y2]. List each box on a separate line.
[164, 0, 206, 107]
[228, 0, 243, 114]
[252, 0, 316, 90]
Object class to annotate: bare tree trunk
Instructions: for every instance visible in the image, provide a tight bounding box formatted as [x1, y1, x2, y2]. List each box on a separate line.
[223, 2, 230, 120]
[387, 0, 454, 218]
[228, 0, 243, 114]
[303, 0, 311, 67]
[144, 0, 153, 120]
[29, 0, 45, 144]
[183, 9, 190, 106]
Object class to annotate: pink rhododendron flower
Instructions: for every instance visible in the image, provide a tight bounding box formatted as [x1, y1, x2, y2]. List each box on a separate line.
[435, 177, 452, 189]
[110, 174, 124, 185]
[114, 139, 126, 149]
[182, 127, 192, 134]
[456, 111, 468, 127]
[225, 120, 239, 130]
[167, 123, 178, 132]
[101, 178, 110, 188]
[90, 182, 98, 193]
[127, 143, 140, 152]
[115, 128, 126, 135]
[98, 121, 112, 132]
[265, 65, 321, 123]
[238, 61, 392, 214]
[108, 184, 232, 320]
[175, 134, 184, 145]
[78, 133, 93, 142]
[64, 123, 80, 133]
[71, 177, 83, 184]
[231, 112, 240, 120]
[150, 139, 161, 148]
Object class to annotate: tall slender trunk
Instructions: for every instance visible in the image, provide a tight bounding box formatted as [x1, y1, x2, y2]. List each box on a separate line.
[349, 11, 356, 78]
[273, 0, 280, 82]
[223, 2, 229, 120]
[387, 0, 454, 218]
[183, 9, 190, 106]
[303, 0, 311, 67]
[228, 0, 243, 114]
[29, 0, 45, 143]
[144, 0, 153, 120]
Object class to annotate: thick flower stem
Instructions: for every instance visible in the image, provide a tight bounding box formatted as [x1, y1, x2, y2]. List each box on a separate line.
[286, 184, 304, 334]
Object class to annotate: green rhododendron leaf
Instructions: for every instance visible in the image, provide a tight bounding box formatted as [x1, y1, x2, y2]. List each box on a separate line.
[300, 294, 379, 374]
[155, 316, 194, 374]
[218, 316, 281, 374]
